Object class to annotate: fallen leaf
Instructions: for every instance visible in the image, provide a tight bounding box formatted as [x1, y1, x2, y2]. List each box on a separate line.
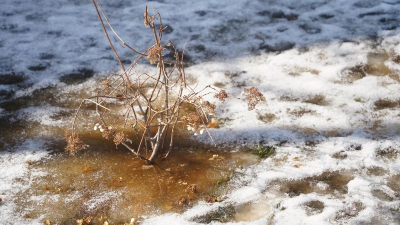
[293, 164, 302, 168]
[186, 184, 197, 193]
[178, 197, 186, 205]
[45, 219, 52, 225]
[206, 196, 215, 203]
[83, 166, 92, 174]
[293, 157, 300, 161]
[44, 185, 50, 191]
[206, 196, 223, 203]
[163, 204, 173, 210]
[207, 119, 220, 128]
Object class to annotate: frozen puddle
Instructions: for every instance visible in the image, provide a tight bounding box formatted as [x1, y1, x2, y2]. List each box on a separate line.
[3, 137, 260, 224]
[1, 0, 400, 224]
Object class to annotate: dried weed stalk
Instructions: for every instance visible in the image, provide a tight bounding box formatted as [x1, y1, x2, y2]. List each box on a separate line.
[65, 0, 264, 163]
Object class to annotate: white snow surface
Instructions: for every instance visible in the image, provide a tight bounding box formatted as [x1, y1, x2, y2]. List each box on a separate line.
[0, 139, 51, 225]
[1, 0, 400, 224]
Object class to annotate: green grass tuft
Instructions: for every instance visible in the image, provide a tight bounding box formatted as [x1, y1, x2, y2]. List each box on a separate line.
[252, 144, 275, 158]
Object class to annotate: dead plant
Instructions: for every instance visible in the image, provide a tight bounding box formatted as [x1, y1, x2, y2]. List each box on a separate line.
[65, 0, 264, 163]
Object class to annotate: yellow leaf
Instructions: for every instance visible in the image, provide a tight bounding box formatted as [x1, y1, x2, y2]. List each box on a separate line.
[163, 204, 173, 210]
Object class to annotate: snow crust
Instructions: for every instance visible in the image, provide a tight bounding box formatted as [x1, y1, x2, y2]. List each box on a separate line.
[1, 0, 400, 224]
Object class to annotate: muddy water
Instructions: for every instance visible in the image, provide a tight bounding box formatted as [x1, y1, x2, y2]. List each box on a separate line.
[15, 136, 259, 224]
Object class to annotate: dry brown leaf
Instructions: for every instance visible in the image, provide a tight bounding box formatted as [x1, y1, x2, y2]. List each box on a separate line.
[186, 184, 197, 193]
[83, 166, 92, 174]
[178, 197, 186, 205]
[163, 204, 173, 210]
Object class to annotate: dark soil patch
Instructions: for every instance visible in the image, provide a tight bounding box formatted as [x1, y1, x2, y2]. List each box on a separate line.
[60, 69, 94, 85]
[304, 94, 326, 105]
[374, 99, 400, 110]
[304, 200, 324, 216]
[0, 73, 25, 85]
[28, 64, 49, 71]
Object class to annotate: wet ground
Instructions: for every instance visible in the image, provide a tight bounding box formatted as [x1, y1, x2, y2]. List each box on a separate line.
[11, 137, 259, 224]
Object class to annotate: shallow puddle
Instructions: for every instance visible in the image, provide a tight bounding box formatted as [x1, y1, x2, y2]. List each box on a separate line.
[340, 51, 400, 83]
[14, 137, 259, 224]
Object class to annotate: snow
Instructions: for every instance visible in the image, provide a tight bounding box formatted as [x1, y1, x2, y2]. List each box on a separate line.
[1, 0, 400, 224]
[0, 139, 51, 225]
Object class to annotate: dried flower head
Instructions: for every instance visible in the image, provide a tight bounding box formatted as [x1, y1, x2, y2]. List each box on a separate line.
[102, 126, 116, 140]
[113, 132, 132, 147]
[242, 87, 265, 110]
[147, 45, 163, 64]
[214, 90, 228, 102]
[182, 112, 203, 130]
[64, 130, 88, 155]
[143, 6, 158, 28]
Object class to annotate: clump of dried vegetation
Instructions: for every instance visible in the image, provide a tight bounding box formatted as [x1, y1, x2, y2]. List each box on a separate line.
[65, 0, 264, 163]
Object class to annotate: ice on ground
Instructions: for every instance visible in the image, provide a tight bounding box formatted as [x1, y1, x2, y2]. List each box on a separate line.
[1, 0, 400, 224]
